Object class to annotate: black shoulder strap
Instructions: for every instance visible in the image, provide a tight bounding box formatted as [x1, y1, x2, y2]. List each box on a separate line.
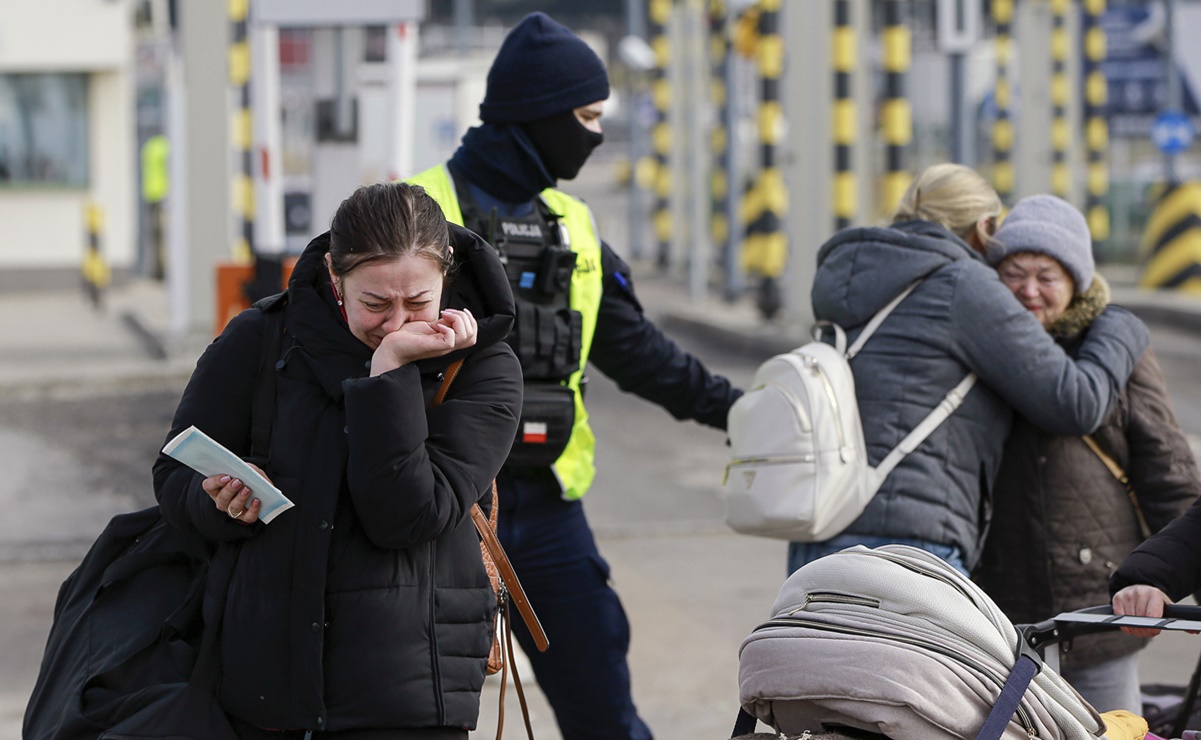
[250, 294, 287, 459]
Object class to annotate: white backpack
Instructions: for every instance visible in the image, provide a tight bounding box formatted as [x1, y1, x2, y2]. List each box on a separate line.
[722, 281, 977, 541]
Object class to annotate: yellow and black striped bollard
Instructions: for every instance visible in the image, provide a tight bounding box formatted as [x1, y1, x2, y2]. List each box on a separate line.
[710, 0, 730, 259]
[1083, 0, 1110, 242]
[833, 0, 855, 231]
[82, 202, 111, 311]
[650, 0, 673, 269]
[1050, 0, 1071, 198]
[992, 0, 1015, 204]
[880, 0, 911, 213]
[741, 0, 786, 319]
[1139, 182, 1201, 293]
[229, 0, 254, 262]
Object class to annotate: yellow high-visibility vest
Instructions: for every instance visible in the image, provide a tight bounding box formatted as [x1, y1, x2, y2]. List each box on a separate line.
[408, 164, 604, 500]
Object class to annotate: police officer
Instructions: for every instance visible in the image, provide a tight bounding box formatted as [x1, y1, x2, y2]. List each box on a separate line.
[408, 13, 741, 739]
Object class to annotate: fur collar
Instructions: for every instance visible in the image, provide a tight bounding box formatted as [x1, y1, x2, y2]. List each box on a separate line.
[1046, 274, 1111, 339]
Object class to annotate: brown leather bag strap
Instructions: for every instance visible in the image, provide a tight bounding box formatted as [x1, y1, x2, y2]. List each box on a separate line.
[472, 505, 550, 651]
[434, 357, 550, 651]
[433, 358, 465, 406]
[1082, 434, 1152, 539]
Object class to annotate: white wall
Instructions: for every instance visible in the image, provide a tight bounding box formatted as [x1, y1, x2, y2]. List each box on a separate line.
[0, 0, 135, 277]
[0, 0, 130, 72]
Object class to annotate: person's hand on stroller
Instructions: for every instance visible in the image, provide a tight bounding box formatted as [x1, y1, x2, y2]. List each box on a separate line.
[1113, 584, 1174, 637]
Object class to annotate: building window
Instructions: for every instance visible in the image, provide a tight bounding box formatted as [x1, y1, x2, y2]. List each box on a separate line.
[0, 73, 89, 187]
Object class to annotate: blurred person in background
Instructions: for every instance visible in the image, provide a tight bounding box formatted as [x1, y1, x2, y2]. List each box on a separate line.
[974, 194, 1200, 713]
[407, 12, 741, 740]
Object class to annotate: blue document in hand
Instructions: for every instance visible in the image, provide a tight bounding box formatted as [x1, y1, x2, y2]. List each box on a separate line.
[161, 425, 295, 524]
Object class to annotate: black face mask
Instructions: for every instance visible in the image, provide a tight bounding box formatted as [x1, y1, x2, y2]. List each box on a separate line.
[522, 110, 604, 182]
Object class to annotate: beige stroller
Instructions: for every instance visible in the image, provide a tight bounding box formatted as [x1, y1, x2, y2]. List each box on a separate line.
[731, 544, 1201, 740]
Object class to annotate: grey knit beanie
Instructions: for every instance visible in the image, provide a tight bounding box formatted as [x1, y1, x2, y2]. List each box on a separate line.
[988, 194, 1094, 293]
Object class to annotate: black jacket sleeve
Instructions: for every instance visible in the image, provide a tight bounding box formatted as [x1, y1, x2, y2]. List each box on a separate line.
[152, 309, 266, 544]
[1111, 499, 1201, 601]
[342, 343, 522, 549]
[587, 241, 742, 430]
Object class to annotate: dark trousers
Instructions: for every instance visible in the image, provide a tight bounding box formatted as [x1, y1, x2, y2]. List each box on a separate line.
[496, 470, 653, 740]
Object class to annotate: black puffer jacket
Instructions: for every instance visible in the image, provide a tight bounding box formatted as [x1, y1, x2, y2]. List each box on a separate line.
[1113, 498, 1201, 601]
[975, 277, 1201, 667]
[153, 225, 522, 732]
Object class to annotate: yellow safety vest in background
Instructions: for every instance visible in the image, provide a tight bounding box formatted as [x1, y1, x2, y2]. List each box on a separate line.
[408, 164, 603, 500]
[141, 135, 170, 205]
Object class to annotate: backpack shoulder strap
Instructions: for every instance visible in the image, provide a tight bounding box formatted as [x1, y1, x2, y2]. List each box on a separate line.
[869, 372, 978, 491]
[845, 279, 921, 360]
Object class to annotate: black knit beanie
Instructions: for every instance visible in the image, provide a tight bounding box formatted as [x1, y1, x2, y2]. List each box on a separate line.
[478, 12, 610, 124]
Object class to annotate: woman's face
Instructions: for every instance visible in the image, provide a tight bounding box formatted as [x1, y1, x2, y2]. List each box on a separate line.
[997, 252, 1075, 328]
[328, 252, 445, 349]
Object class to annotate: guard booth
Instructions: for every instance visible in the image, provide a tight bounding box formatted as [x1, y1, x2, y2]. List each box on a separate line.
[211, 0, 424, 335]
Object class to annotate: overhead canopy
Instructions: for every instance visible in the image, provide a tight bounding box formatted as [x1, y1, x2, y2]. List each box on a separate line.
[254, 0, 424, 26]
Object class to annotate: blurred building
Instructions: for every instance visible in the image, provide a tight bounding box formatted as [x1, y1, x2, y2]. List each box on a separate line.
[0, 0, 135, 291]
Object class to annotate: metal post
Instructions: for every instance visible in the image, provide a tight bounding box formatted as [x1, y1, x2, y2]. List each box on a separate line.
[743, 0, 786, 319]
[880, 0, 911, 213]
[723, 7, 745, 302]
[230, 0, 254, 263]
[454, 0, 474, 55]
[82, 202, 110, 311]
[1082, 0, 1110, 244]
[388, 21, 419, 180]
[627, 0, 649, 261]
[832, 0, 855, 230]
[992, 0, 1015, 204]
[949, 51, 966, 163]
[1165, 0, 1181, 183]
[1050, 0, 1071, 198]
[668, 7, 688, 273]
[182, 0, 233, 335]
[709, 0, 727, 264]
[1016, 0, 1054, 196]
[650, 0, 674, 269]
[628, 0, 648, 44]
[166, 34, 190, 339]
[686, 0, 710, 301]
[782, 0, 831, 328]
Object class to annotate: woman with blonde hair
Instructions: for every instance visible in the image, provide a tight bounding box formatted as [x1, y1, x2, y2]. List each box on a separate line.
[787, 164, 1149, 576]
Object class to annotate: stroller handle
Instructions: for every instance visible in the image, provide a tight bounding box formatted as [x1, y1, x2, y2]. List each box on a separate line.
[1021, 604, 1201, 654]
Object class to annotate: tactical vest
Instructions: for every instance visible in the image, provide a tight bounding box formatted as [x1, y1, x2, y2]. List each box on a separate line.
[407, 164, 603, 500]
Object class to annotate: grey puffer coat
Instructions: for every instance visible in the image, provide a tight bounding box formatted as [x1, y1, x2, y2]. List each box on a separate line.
[976, 277, 1201, 666]
[812, 220, 1149, 570]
